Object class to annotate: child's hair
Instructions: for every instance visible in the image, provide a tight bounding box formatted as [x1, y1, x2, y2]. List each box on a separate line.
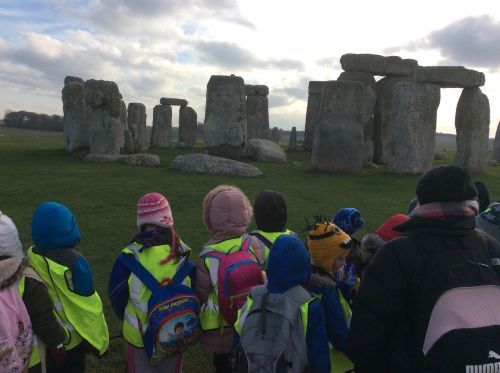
[139, 225, 187, 264]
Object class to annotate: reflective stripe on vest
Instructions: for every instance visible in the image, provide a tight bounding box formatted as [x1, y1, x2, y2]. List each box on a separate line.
[121, 242, 191, 347]
[200, 237, 251, 331]
[18, 276, 40, 368]
[28, 247, 109, 354]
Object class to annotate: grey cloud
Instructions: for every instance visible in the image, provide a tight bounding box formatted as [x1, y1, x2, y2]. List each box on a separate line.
[385, 15, 500, 69]
[269, 93, 293, 109]
[315, 57, 341, 70]
[194, 40, 262, 69]
[193, 40, 304, 70]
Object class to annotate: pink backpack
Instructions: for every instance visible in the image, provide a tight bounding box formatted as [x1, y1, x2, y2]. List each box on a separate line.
[203, 237, 264, 324]
[0, 284, 33, 372]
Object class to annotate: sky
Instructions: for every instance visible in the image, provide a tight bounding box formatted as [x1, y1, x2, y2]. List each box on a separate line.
[1, 0, 500, 136]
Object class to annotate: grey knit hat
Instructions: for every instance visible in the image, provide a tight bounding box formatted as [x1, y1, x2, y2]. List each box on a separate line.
[0, 211, 24, 257]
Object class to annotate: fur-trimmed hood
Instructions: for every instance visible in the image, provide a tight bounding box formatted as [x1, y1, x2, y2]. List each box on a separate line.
[308, 265, 336, 291]
[361, 233, 387, 255]
[0, 256, 28, 289]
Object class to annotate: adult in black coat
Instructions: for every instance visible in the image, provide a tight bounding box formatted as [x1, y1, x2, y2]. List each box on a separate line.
[346, 166, 500, 373]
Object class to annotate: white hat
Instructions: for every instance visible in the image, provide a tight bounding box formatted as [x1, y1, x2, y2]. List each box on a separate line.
[0, 211, 24, 257]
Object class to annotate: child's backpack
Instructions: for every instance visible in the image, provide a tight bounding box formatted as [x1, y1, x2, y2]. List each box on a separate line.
[118, 254, 201, 365]
[201, 237, 264, 325]
[410, 232, 500, 372]
[237, 284, 312, 373]
[0, 283, 33, 372]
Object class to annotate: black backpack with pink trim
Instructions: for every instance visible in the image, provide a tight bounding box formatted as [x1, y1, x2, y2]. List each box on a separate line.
[410, 232, 500, 372]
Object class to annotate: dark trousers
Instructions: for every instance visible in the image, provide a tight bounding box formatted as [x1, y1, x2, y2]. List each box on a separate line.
[47, 343, 85, 373]
[213, 353, 232, 373]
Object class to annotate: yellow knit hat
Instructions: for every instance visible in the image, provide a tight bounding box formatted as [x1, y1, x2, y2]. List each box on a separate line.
[307, 221, 352, 273]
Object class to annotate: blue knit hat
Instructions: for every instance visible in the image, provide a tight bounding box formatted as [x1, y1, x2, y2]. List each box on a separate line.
[333, 208, 363, 235]
[32, 202, 81, 249]
[267, 234, 311, 293]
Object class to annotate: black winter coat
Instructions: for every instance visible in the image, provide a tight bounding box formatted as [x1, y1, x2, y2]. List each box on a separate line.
[346, 213, 500, 373]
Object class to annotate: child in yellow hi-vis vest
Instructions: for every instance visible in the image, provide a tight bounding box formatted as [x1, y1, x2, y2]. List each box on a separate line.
[306, 217, 354, 373]
[28, 202, 109, 372]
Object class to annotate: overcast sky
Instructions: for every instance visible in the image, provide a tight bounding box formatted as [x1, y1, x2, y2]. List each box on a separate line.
[1, 0, 499, 136]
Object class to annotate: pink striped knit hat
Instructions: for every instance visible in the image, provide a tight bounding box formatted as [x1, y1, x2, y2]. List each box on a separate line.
[136, 192, 174, 229]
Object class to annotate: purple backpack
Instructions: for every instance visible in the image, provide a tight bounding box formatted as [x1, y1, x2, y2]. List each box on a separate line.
[203, 238, 264, 324]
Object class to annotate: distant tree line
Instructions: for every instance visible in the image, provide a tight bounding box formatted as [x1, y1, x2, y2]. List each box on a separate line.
[4, 110, 63, 132]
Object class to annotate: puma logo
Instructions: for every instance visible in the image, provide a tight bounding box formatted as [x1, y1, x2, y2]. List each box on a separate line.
[489, 350, 500, 360]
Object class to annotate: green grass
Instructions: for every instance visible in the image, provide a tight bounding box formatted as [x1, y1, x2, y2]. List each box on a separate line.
[1, 125, 499, 372]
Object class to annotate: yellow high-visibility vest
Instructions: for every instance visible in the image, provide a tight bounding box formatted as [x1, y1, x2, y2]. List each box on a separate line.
[121, 242, 191, 347]
[28, 248, 109, 354]
[252, 229, 293, 265]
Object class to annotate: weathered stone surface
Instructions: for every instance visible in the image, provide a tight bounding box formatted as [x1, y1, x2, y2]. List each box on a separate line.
[171, 153, 262, 177]
[179, 106, 197, 147]
[62, 76, 88, 151]
[84, 154, 118, 162]
[493, 122, 500, 162]
[127, 103, 148, 152]
[386, 82, 441, 174]
[64, 76, 84, 86]
[120, 101, 134, 154]
[454, 88, 490, 172]
[203, 75, 247, 160]
[338, 72, 377, 166]
[84, 79, 125, 156]
[160, 98, 188, 107]
[151, 104, 172, 148]
[118, 154, 160, 166]
[289, 127, 298, 151]
[340, 53, 418, 77]
[246, 85, 269, 140]
[245, 138, 287, 163]
[414, 66, 485, 88]
[311, 80, 365, 172]
[304, 81, 326, 151]
[245, 85, 269, 96]
[373, 77, 410, 164]
[270, 127, 280, 143]
[5, 111, 63, 132]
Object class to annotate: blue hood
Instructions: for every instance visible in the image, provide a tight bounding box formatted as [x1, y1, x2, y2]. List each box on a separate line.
[267, 234, 311, 293]
[32, 202, 81, 249]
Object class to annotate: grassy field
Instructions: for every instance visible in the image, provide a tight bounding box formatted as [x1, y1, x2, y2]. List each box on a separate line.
[1, 124, 499, 372]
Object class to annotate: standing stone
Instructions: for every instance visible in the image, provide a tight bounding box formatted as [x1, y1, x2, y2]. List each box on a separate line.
[203, 75, 247, 160]
[493, 122, 500, 162]
[62, 76, 89, 152]
[338, 72, 377, 166]
[454, 88, 490, 172]
[373, 77, 409, 164]
[270, 127, 280, 144]
[304, 81, 326, 151]
[289, 127, 298, 150]
[84, 79, 125, 156]
[340, 53, 418, 77]
[151, 104, 173, 148]
[121, 101, 134, 154]
[127, 103, 148, 152]
[386, 82, 441, 173]
[179, 106, 197, 147]
[311, 80, 365, 172]
[246, 85, 270, 140]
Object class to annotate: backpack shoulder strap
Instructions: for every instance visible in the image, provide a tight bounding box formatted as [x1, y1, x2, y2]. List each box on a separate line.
[249, 231, 273, 250]
[238, 236, 251, 253]
[284, 285, 314, 305]
[117, 253, 159, 292]
[171, 260, 195, 285]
